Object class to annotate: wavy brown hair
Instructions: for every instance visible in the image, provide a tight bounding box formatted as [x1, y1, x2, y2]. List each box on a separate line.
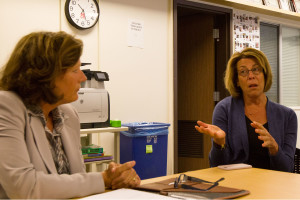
[0, 31, 83, 104]
[224, 48, 273, 98]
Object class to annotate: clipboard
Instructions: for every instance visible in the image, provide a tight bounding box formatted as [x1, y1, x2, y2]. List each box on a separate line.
[136, 177, 250, 199]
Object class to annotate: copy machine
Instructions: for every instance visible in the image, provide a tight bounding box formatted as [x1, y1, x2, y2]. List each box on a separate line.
[71, 69, 110, 129]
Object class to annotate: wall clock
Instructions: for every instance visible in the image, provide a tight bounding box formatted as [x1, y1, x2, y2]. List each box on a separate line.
[65, 0, 100, 30]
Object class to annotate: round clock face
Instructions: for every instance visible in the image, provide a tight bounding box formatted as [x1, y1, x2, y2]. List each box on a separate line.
[65, 0, 100, 30]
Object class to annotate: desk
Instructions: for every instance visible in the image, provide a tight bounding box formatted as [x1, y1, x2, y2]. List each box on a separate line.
[141, 167, 300, 199]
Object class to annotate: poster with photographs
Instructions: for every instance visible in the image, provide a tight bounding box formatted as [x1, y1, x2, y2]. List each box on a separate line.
[233, 11, 260, 52]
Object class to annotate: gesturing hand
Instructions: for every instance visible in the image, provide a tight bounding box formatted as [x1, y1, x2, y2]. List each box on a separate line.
[195, 121, 226, 146]
[251, 121, 278, 155]
[102, 161, 141, 189]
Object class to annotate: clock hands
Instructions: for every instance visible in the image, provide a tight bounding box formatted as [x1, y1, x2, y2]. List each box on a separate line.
[78, 4, 84, 11]
[78, 4, 86, 20]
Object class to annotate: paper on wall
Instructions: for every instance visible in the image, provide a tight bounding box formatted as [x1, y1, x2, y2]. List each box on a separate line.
[127, 19, 144, 49]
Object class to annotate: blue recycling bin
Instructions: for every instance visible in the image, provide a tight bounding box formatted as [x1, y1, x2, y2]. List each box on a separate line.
[120, 122, 170, 180]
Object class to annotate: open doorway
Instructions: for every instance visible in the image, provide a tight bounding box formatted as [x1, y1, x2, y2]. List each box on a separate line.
[174, 0, 232, 173]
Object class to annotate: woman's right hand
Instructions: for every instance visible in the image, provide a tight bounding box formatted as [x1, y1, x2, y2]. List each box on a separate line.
[195, 121, 226, 146]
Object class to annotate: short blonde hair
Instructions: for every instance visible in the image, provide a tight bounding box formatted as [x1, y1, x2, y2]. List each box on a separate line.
[224, 48, 273, 98]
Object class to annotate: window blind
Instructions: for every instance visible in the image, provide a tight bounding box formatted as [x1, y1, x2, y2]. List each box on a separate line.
[260, 23, 279, 103]
[281, 27, 300, 106]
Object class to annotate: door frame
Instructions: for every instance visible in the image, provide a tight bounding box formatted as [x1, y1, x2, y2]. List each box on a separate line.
[173, 0, 232, 173]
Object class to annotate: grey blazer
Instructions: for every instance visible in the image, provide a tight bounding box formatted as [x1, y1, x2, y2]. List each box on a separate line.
[0, 91, 105, 199]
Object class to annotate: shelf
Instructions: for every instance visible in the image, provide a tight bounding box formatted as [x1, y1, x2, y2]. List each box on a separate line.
[199, 0, 300, 21]
[80, 126, 128, 134]
[84, 160, 112, 165]
[80, 126, 129, 171]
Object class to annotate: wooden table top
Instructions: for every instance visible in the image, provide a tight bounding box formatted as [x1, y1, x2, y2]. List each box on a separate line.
[141, 167, 300, 199]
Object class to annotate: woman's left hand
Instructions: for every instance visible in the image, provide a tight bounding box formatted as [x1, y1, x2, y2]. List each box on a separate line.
[102, 161, 141, 189]
[251, 121, 279, 155]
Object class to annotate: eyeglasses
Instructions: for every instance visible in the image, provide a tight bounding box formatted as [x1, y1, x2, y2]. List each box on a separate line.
[174, 174, 225, 191]
[238, 66, 263, 77]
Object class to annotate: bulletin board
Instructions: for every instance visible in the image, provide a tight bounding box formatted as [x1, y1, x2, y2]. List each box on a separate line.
[233, 11, 260, 52]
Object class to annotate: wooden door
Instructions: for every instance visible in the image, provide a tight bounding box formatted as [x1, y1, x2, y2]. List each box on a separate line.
[177, 13, 215, 172]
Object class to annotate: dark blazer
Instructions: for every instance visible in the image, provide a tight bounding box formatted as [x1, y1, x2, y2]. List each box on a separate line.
[210, 96, 297, 172]
[0, 91, 104, 199]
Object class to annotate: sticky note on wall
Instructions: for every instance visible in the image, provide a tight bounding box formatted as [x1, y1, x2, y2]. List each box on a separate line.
[146, 145, 153, 154]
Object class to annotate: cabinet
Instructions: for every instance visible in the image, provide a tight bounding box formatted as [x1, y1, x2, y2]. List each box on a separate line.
[80, 127, 128, 172]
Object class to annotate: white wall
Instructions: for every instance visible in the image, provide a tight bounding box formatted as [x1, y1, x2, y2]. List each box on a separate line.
[97, 0, 174, 175]
[0, 0, 174, 175]
[0, 0, 60, 67]
[99, 0, 170, 122]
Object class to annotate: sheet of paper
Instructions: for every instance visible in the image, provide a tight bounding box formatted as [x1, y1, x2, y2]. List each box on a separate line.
[127, 19, 144, 48]
[218, 163, 252, 170]
[80, 188, 177, 199]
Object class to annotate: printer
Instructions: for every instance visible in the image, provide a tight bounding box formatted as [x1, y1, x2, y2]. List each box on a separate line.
[71, 69, 110, 129]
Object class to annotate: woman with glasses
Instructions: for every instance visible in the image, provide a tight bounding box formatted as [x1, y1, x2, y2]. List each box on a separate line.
[195, 47, 297, 172]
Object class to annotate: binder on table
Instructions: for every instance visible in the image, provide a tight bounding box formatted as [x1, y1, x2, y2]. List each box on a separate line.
[135, 176, 250, 199]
